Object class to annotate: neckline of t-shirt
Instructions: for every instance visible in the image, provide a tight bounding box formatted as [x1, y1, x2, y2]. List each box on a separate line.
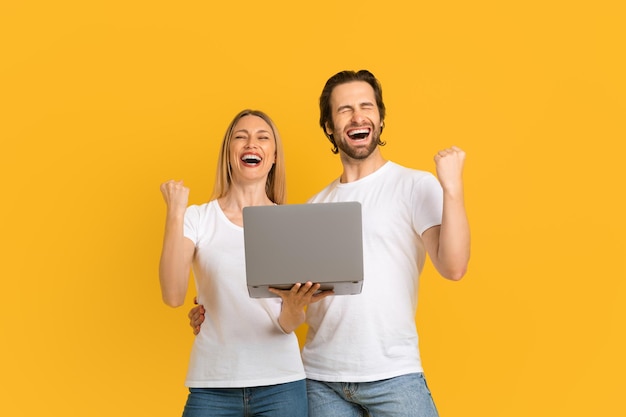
[211, 199, 280, 231]
[335, 160, 392, 187]
[211, 199, 244, 231]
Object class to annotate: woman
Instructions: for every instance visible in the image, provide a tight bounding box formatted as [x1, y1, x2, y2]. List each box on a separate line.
[159, 109, 331, 417]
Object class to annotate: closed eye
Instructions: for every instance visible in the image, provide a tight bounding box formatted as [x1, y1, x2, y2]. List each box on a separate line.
[338, 107, 352, 114]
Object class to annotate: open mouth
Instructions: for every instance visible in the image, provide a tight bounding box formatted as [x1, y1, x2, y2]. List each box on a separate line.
[241, 153, 262, 166]
[347, 128, 371, 140]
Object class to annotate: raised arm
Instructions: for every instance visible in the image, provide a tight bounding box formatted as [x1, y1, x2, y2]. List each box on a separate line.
[159, 180, 195, 307]
[422, 146, 471, 281]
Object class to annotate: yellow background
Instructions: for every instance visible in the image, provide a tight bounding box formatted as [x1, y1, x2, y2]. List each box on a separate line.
[1, 1, 624, 416]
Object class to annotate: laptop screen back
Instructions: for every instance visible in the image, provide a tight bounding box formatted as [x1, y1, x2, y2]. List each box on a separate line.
[243, 201, 364, 298]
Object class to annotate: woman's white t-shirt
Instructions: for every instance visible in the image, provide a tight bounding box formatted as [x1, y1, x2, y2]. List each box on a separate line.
[183, 200, 305, 388]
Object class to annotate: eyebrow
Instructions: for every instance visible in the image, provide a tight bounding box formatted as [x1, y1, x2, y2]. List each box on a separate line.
[233, 128, 271, 134]
[337, 101, 375, 111]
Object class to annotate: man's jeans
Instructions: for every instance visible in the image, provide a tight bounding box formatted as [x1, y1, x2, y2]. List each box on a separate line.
[307, 373, 439, 417]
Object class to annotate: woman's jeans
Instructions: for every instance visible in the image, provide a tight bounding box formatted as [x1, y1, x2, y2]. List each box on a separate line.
[182, 379, 307, 417]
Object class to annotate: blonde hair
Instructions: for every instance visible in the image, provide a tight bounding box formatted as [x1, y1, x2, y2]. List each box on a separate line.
[211, 109, 287, 204]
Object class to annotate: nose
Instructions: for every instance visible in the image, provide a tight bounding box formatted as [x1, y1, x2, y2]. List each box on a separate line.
[351, 109, 365, 124]
[244, 137, 259, 148]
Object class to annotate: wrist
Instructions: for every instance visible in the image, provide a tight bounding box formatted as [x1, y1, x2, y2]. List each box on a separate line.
[166, 209, 186, 221]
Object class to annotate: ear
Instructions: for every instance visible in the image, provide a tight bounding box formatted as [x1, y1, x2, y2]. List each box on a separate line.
[324, 122, 334, 136]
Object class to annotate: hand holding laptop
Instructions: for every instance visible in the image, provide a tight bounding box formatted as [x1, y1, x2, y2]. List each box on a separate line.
[266, 281, 334, 332]
[268, 281, 335, 300]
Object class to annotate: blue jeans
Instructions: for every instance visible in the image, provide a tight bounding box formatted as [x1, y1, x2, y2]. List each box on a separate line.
[182, 380, 307, 417]
[307, 373, 439, 417]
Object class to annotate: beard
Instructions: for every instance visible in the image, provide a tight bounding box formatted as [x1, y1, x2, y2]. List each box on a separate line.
[336, 126, 381, 160]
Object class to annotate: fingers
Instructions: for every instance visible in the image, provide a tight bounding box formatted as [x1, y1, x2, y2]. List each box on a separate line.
[160, 180, 189, 197]
[190, 314, 204, 336]
[434, 146, 465, 161]
[434, 146, 466, 194]
[188, 305, 197, 319]
[291, 282, 321, 297]
[188, 305, 205, 319]
[160, 179, 183, 194]
[268, 282, 309, 297]
[270, 282, 326, 305]
[311, 289, 334, 303]
[188, 304, 205, 336]
[433, 146, 466, 172]
[297, 282, 317, 295]
[161, 179, 184, 187]
[160, 179, 190, 213]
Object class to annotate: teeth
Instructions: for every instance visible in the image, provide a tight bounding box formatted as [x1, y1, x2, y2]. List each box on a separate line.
[348, 128, 370, 139]
[242, 154, 261, 162]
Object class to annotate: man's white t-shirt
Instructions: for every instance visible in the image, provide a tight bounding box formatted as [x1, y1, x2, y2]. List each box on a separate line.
[302, 161, 443, 382]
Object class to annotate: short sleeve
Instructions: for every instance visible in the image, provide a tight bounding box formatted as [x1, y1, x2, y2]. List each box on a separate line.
[183, 205, 200, 245]
[412, 173, 443, 236]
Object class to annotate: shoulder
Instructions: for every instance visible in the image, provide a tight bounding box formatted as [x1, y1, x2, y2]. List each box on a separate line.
[387, 161, 429, 176]
[386, 161, 438, 184]
[307, 179, 340, 203]
[185, 200, 217, 221]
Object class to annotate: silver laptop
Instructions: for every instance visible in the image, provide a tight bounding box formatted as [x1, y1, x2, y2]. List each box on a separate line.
[243, 201, 364, 298]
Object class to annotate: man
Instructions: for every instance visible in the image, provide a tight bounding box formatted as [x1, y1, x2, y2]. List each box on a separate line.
[190, 70, 470, 416]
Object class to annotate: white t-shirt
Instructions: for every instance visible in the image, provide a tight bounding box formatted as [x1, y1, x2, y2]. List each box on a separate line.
[302, 161, 443, 382]
[183, 200, 305, 388]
